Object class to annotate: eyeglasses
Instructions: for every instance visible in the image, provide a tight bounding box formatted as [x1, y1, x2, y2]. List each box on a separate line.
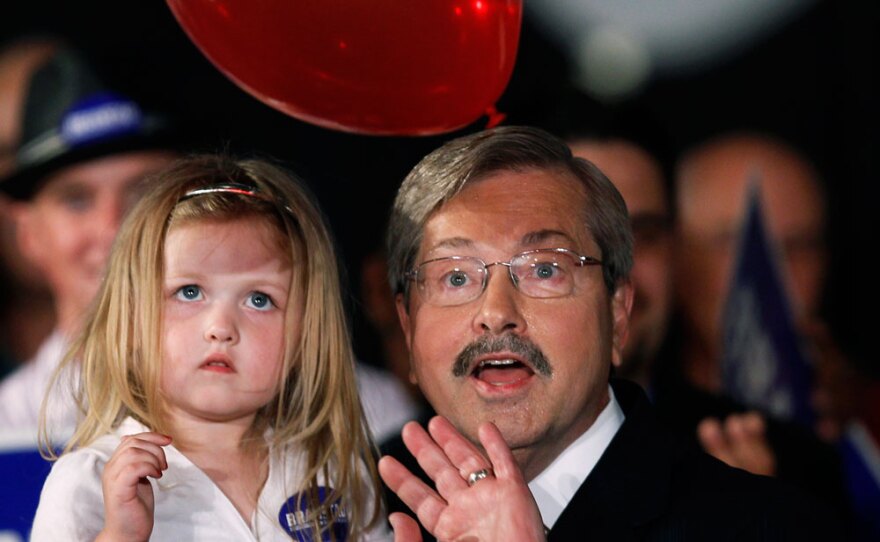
[406, 248, 602, 306]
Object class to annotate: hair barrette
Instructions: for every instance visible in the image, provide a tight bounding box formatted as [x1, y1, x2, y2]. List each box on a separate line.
[178, 182, 271, 202]
[177, 181, 297, 217]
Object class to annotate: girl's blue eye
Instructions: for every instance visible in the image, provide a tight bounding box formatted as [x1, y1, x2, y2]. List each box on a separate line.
[176, 285, 202, 301]
[246, 292, 274, 311]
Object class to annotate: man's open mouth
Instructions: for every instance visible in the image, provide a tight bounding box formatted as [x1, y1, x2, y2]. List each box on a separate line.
[471, 358, 535, 386]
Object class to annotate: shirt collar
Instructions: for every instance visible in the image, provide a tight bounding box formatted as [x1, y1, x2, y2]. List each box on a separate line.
[527, 385, 625, 528]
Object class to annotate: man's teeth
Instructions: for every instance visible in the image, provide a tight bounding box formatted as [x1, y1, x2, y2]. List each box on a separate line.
[478, 359, 518, 368]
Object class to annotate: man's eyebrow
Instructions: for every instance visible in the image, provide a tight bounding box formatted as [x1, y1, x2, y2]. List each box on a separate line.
[521, 229, 577, 246]
[428, 237, 475, 252]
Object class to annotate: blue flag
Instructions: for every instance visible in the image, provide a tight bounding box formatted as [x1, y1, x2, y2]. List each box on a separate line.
[719, 179, 814, 426]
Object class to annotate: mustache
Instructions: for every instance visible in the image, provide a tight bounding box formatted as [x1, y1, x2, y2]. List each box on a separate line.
[452, 334, 552, 378]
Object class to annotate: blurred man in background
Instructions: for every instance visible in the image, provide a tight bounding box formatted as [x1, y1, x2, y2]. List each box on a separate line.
[674, 133, 827, 396]
[571, 132, 854, 522]
[568, 137, 673, 390]
[0, 47, 179, 430]
[665, 131, 851, 512]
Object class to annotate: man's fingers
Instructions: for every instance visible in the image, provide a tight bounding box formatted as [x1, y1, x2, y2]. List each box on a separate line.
[378, 455, 416, 493]
[389, 513, 424, 542]
[401, 421, 462, 484]
[741, 412, 766, 435]
[427, 416, 491, 481]
[433, 464, 472, 499]
[697, 417, 734, 464]
[477, 422, 522, 483]
[698, 414, 776, 476]
[724, 413, 763, 451]
[378, 456, 446, 532]
[724, 413, 775, 476]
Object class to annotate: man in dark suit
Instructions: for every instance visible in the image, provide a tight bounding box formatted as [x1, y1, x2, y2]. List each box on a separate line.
[378, 126, 839, 541]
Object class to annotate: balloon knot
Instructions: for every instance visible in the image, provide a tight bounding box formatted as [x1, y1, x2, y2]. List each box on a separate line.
[485, 105, 507, 129]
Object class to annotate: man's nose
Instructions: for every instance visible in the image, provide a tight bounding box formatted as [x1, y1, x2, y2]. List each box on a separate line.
[204, 303, 240, 344]
[472, 267, 527, 335]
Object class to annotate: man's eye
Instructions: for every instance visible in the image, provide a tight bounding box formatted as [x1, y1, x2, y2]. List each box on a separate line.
[246, 292, 275, 311]
[444, 271, 470, 288]
[532, 263, 558, 279]
[175, 285, 202, 301]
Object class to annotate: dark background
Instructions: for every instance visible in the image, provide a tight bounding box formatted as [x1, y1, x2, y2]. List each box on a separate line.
[2, 0, 877, 374]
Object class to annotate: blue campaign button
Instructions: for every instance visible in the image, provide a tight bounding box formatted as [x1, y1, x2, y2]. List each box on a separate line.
[278, 486, 348, 542]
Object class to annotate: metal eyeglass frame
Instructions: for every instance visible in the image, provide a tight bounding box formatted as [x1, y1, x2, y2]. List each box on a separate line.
[405, 248, 603, 305]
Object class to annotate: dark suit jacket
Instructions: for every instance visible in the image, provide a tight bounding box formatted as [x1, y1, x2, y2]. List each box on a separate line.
[383, 380, 841, 541]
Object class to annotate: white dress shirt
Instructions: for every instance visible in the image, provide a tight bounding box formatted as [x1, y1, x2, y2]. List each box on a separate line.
[528, 385, 625, 529]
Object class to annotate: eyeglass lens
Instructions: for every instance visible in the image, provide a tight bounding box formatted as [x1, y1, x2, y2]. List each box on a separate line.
[416, 250, 581, 306]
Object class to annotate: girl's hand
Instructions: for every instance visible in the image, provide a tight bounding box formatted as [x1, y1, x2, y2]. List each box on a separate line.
[97, 432, 172, 542]
[379, 417, 546, 542]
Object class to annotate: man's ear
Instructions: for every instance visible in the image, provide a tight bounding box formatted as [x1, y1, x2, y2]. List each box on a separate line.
[395, 293, 412, 343]
[394, 292, 418, 384]
[610, 280, 634, 369]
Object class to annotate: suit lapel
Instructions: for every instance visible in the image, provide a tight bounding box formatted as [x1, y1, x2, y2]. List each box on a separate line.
[550, 381, 672, 540]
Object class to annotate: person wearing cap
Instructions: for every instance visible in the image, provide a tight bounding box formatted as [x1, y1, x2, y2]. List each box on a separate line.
[0, 48, 179, 430]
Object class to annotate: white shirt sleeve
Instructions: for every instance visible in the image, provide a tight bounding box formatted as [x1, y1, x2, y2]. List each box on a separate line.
[30, 448, 107, 541]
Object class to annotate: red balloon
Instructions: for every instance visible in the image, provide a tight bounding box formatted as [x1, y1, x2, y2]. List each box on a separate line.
[167, 0, 522, 135]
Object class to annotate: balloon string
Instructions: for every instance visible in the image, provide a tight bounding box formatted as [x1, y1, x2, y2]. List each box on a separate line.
[485, 105, 507, 129]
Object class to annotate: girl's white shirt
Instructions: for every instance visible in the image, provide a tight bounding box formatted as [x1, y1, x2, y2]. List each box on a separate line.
[31, 417, 392, 541]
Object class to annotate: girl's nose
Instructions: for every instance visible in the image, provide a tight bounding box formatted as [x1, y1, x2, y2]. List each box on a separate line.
[204, 307, 239, 344]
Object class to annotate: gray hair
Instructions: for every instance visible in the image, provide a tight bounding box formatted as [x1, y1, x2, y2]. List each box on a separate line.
[386, 125, 633, 300]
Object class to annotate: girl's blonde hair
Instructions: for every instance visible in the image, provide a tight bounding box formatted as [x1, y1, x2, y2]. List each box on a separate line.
[41, 154, 380, 537]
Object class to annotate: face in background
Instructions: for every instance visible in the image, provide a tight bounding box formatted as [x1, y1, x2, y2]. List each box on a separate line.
[14, 150, 177, 335]
[361, 250, 419, 400]
[161, 217, 295, 427]
[675, 134, 827, 388]
[396, 169, 632, 480]
[569, 140, 672, 385]
[0, 40, 58, 176]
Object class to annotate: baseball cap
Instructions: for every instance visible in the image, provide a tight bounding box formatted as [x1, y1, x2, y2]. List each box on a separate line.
[0, 48, 176, 200]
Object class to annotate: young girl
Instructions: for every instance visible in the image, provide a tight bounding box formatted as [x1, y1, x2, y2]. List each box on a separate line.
[32, 155, 389, 541]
